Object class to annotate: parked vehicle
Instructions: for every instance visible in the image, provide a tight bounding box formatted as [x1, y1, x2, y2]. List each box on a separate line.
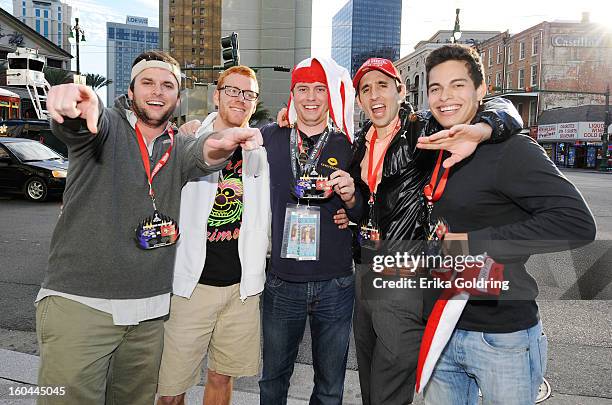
[0, 137, 68, 201]
[0, 119, 67, 157]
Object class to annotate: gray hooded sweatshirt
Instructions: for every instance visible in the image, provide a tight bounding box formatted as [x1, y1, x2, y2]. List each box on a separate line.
[43, 95, 222, 299]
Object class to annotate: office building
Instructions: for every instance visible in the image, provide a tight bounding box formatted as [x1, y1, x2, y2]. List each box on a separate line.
[331, 0, 401, 76]
[160, 0, 311, 118]
[106, 16, 159, 105]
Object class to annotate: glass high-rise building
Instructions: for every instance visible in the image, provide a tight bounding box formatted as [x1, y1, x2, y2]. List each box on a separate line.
[106, 16, 159, 105]
[332, 0, 402, 76]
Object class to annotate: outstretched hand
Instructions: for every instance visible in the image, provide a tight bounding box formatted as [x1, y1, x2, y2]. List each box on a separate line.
[47, 84, 99, 134]
[204, 127, 263, 166]
[416, 123, 492, 168]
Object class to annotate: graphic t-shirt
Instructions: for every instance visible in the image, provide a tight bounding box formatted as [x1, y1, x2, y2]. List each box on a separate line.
[199, 149, 243, 286]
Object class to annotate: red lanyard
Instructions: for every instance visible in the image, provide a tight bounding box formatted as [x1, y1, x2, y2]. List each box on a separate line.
[423, 150, 450, 204]
[367, 118, 401, 196]
[135, 124, 174, 201]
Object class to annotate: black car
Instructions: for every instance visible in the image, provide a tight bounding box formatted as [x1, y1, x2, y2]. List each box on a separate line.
[0, 137, 68, 201]
[0, 119, 68, 157]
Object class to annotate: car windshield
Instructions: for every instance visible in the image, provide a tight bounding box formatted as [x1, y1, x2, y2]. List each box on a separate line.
[4, 141, 64, 162]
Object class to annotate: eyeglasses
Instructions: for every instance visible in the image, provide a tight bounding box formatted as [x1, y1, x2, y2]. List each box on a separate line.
[218, 85, 259, 101]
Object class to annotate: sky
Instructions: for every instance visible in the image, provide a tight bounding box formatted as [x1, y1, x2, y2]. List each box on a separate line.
[1, 0, 609, 103]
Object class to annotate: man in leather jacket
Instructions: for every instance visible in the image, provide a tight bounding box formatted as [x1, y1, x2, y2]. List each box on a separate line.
[349, 57, 523, 405]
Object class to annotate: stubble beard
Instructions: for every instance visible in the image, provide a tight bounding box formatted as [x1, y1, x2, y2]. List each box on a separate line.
[132, 99, 176, 129]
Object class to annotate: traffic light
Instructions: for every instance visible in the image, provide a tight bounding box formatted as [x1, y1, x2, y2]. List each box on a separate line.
[221, 32, 240, 69]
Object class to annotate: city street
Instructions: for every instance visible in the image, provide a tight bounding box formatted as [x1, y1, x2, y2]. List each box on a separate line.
[0, 170, 610, 403]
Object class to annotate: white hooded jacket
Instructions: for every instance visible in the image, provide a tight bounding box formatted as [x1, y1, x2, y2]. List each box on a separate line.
[172, 112, 271, 300]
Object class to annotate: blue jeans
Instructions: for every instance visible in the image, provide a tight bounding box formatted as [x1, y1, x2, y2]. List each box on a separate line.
[424, 321, 548, 405]
[259, 272, 355, 405]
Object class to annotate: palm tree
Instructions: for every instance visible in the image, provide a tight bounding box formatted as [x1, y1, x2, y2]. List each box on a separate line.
[44, 67, 72, 85]
[249, 100, 271, 125]
[86, 73, 113, 90]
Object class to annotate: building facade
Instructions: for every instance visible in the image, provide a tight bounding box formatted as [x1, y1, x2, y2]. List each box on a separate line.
[159, 0, 311, 118]
[331, 0, 401, 77]
[394, 30, 500, 111]
[480, 14, 612, 129]
[12, 0, 71, 52]
[479, 14, 612, 169]
[106, 16, 159, 105]
[159, 0, 222, 84]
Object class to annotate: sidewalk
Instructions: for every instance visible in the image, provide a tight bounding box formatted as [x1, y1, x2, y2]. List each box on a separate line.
[1, 348, 610, 405]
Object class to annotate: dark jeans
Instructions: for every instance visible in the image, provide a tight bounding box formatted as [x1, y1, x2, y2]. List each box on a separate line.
[259, 272, 355, 405]
[354, 269, 425, 405]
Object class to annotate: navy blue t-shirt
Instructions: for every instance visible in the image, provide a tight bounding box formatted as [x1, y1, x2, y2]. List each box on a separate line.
[262, 124, 363, 282]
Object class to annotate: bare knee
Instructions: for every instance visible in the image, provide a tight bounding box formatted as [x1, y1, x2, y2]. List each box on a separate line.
[206, 370, 232, 389]
[157, 393, 185, 405]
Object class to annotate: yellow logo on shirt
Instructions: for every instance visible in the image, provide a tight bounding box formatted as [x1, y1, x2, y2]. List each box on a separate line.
[327, 157, 338, 166]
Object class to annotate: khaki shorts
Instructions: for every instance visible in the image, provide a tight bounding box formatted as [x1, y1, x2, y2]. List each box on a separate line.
[157, 283, 261, 396]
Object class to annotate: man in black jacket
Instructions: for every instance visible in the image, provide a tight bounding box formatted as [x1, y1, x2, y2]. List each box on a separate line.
[349, 57, 523, 405]
[420, 44, 595, 405]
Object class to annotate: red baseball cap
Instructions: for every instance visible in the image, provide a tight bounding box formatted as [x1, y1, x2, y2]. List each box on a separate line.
[352, 58, 401, 90]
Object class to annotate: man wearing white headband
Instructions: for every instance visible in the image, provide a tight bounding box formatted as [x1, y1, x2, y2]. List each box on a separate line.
[35, 50, 262, 405]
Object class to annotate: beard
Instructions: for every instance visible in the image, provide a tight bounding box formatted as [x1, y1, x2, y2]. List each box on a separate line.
[131, 98, 176, 129]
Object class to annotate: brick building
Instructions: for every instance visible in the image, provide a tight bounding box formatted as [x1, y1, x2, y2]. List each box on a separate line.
[480, 14, 611, 129]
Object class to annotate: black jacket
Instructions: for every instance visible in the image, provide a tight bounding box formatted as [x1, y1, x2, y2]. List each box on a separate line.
[351, 97, 523, 245]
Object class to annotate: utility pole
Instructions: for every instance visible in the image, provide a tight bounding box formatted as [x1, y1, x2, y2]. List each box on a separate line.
[601, 84, 610, 171]
[69, 18, 86, 75]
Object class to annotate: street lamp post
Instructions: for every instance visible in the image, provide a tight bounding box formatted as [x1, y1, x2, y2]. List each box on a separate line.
[601, 84, 610, 171]
[452, 8, 461, 43]
[69, 18, 86, 75]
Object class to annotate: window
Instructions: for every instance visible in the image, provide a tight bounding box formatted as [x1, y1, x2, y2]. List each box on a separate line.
[519, 42, 525, 60]
[496, 46, 502, 64]
[58, 12, 61, 21]
[530, 65, 538, 86]
[488, 48, 493, 67]
[507, 45, 514, 64]
[43, 10, 48, 18]
[518, 68, 525, 88]
[532, 35, 539, 55]
[506, 72, 512, 89]
[36, 19, 40, 32]
[44, 21, 49, 37]
[487, 75, 491, 89]
[22, 7, 26, 16]
[529, 100, 537, 125]
[35, 8, 40, 17]
[495, 72, 502, 88]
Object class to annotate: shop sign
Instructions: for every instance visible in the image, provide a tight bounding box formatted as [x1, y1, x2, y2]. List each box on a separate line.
[558, 122, 578, 139]
[537, 124, 557, 140]
[537, 122, 611, 141]
[551, 35, 610, 48]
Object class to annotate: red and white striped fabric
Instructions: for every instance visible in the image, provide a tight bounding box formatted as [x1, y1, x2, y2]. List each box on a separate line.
[415, 257, 505, 393]
[287, 57, 355, 142]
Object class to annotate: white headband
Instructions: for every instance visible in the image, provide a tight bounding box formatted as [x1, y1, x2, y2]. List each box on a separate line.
[130, 59, 182, 87]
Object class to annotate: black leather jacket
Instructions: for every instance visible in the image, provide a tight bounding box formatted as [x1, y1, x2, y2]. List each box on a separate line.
[351, 97, 523, 244]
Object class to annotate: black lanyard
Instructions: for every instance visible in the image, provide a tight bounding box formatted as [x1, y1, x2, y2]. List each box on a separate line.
[289, 127, 331, 181]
